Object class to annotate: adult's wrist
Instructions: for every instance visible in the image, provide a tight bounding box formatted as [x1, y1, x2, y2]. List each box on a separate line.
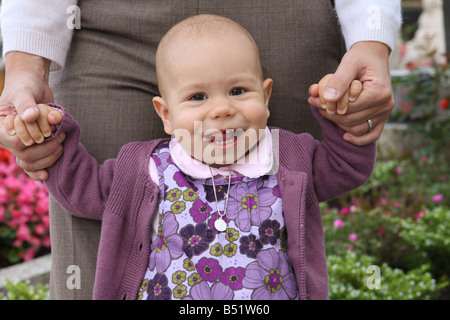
[350, 41, 390, 59]
[4, 51, 51, 83]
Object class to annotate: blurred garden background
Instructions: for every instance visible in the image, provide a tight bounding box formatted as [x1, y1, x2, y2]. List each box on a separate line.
[0, 0, 449, 300]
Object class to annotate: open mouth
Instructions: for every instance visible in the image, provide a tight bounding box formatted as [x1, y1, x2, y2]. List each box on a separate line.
[204, 129, 242, 147]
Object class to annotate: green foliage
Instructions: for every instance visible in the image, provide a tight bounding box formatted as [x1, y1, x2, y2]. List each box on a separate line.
[0, 279, 49, 300]
[389, 206, 450, 279]
[391, 60, 450, 156]
[328, 251, 447, 300]
[323, 150, 449, 299]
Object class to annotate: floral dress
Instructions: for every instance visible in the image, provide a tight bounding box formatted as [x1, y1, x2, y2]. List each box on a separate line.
[137, 142, 299, 300]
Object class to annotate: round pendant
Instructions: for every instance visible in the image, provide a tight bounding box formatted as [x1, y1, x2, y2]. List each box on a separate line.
[214, 218, 227, 232]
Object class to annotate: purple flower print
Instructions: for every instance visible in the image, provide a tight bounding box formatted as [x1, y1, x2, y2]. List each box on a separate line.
[227, 182, 276, 231]
[220, 267, 245, 290]
[152, 146, 172, 171]
[239, 234, 263, 259]
[184, 281, 233, 300]
[204, 184, 229, 202]
[149, 213, 183, 273]
[151, 154, 162, 167]
[259, 219, 281, 245]
[173, 171, 198, 191]
[243, 248, 298, 300]
[273, 185, 281, 198]
[195, 257, 222, 282]
[147, 273, 172, 300]
[189, 199, 212, 223]
[180, 223, 215, 259]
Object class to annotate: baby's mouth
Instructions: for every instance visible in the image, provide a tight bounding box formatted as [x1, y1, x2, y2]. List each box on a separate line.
[204, 129, 242, 145]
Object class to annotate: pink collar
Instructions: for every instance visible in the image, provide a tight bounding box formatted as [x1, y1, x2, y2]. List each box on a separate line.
[169, 127, 277, 179]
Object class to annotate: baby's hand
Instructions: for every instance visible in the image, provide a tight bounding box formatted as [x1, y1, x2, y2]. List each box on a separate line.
[5, 104, 63, 146]
[309, 74, 362, 115]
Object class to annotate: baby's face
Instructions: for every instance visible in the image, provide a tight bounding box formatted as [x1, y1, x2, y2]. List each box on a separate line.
[154, 31, 272, 167]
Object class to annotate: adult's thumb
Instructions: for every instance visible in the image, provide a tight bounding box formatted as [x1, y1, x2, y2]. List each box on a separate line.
[16, 99, 40, 122]
[323, 57, 359, 102]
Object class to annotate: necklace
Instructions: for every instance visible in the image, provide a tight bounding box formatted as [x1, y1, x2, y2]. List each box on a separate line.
[209, 166, 232, 232]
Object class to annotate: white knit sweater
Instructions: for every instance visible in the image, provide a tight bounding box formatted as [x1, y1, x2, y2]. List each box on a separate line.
[1, 0, 401, 71]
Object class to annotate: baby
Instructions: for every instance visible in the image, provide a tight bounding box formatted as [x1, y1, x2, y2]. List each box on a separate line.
[6, 14, 374, 300]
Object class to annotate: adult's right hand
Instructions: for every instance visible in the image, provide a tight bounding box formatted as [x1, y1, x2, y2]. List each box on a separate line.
[0, 51, 64, 180]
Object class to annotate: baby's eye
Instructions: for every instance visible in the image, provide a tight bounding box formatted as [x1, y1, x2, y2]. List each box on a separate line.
[190, 93, 207, 101]
[230, 88, 246, 96]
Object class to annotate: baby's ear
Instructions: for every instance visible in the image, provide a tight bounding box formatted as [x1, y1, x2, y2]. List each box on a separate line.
[263, 78, 273, 118]
[153, 97, 173, 135]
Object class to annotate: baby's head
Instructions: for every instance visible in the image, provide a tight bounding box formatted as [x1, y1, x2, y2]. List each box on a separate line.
[153, 14, 273, 166]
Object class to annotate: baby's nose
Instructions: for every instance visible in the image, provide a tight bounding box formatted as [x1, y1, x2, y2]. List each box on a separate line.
[209, 98, 235, 119]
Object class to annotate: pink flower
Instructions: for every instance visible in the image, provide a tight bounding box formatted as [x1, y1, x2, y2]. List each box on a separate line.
[34, 223, 47, 235]
[333, 219, 344, 228]
[432, 193, 443, 203]
[348, 233, 358, 242]
[17, 224, 31, 241]
[379, 228, 386, 235]
[42, 236, 51, 248]
[395, 167, 403, 174]
[0, 206, 5, 222]
[340, 207, 350, 215]
[20, 247, 36, 262]
[414, 210, 426, 220]
[0, 186, 9, 204]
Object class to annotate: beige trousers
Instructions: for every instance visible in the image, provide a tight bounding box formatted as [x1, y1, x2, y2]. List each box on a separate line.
[49, 0, 343, 299]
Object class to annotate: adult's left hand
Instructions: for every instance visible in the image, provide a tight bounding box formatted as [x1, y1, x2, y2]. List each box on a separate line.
[308, 41, 394, 146]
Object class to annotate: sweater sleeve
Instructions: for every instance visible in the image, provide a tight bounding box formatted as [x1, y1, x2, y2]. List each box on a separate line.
[308, 107, 376, 202]
[44, 104, 116, 221]
[335, 0, 402, 51]
[0, 0, 78, 71]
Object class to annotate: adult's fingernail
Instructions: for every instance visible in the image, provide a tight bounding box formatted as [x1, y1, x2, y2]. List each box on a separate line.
[337, 106, 347, 115]
[326, 106, 335, 115]
[344, 134, 352, 142]
[323, 88, 339, 100]
[22, 108, 38, 120]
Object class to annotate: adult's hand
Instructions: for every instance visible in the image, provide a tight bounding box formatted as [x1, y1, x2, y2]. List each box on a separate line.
[308, 41, 394, 146]
[0, 51, 64, 180]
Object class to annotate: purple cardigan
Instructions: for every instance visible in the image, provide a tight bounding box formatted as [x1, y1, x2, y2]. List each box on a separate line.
[45, 104, 376, 300]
